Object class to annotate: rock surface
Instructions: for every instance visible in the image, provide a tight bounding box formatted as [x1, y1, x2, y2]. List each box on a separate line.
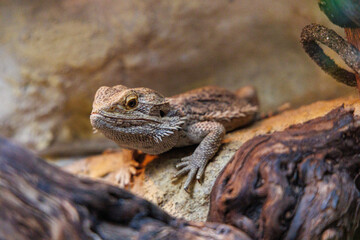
[64, 96, 360, 222]
[0, 0, 355, 154]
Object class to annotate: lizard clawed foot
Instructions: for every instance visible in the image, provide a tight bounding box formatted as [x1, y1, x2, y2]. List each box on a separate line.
[63, 149, 140, 189]
[174, 155, 207, 192]
[114, 159, 139, 188]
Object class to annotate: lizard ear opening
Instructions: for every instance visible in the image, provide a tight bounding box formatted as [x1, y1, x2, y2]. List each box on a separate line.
[159, 104, 170, 117]
[160, 110, 166, 117]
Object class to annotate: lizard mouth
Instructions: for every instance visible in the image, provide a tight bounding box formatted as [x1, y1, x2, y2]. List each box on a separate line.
[90, 112, 161, 125]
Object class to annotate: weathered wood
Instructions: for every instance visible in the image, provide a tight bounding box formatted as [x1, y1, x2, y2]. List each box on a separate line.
[300, 23, 360, 87]
[345, 27, 360, 93]
[208, 106, 360, 240]
[0, 137, 251, 240]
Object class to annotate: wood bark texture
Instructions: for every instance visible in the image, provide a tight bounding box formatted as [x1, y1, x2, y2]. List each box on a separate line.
[345, 27, 360, 92]
[208, 106, 360, 240]
[0, 137, 251, 240]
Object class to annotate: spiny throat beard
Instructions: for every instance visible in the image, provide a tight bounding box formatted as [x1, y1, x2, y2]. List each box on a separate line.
[90, 113, 186, 154]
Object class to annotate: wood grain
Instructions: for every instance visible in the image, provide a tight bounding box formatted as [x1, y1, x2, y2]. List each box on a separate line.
[208, 106, 360, 240]
[0, 137, 251, 240]
[345, 27, 360, 92]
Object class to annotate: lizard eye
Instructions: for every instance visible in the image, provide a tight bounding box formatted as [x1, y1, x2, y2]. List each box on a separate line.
[125, 95, 138, 110]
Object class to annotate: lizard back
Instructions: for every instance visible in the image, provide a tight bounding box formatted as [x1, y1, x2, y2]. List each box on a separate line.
[168, 86, 258, 131]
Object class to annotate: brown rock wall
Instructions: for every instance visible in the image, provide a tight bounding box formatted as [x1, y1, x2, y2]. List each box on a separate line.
[0, 0, 355, 153]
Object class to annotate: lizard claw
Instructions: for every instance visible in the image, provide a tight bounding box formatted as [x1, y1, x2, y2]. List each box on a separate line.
[183, 168, 197, 192]
[173, 165, 191, 178]
[175, 161, 189, 169]
[180, 156, 192, 162]
[174, 154, 205, 192]
[196, 163, 206, 180]
[114, 160, 139, 188]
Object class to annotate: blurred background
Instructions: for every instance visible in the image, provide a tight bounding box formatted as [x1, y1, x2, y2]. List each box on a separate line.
[0, 0, 356, 157]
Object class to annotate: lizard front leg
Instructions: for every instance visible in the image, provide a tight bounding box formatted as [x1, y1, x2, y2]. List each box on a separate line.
[174, 121, 225, 192]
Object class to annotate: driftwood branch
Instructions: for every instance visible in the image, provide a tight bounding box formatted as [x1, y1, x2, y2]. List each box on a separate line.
[300, 23, 360, 87]
[208, 106, 360, 240]
[344, 27, 360, 91]
[0, 137, 251, 240]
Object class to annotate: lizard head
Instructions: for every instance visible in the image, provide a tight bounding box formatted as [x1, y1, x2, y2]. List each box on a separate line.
[90, 85, 184, 152]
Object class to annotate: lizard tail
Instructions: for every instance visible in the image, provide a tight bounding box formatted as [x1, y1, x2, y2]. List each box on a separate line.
[235, 86, 290, 121]
[255, 102, 291, 121]
[235, 86, 259, 107]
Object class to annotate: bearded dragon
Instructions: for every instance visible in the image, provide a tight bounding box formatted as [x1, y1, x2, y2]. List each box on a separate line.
[90, 85, 259, 191]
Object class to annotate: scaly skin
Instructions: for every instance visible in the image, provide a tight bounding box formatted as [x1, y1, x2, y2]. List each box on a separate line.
[90, 85, 259, 191]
